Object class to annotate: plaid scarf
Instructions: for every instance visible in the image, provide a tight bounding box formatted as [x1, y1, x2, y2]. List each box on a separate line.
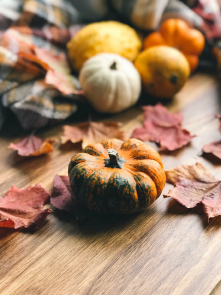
[0, 0, 220, 130]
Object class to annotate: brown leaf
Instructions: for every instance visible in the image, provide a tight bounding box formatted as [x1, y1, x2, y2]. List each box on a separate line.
[0, 184, 51, 229]
[51, 175, 87, 221]
[19, 47, 83, 95]
[203, 140, 221, 159]
[132, 104, 194, 151]
[34, 48, 83, 95]
[8, 135, 54, 156]
[60, 121, 126, 149]
[164, 162, 221, 219]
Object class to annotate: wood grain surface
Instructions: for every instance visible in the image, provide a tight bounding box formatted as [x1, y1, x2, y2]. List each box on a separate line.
[0, 73, 221, 295]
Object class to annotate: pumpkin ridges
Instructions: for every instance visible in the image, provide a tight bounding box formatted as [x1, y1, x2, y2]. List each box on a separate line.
[134, 172, 158, 208]
[69, 162, 103, 200]
[160, 19, 204, 54]
[121, 140, 163, 167]
[77, 168, 113, 212]
[143, 32, 166, 48]
[117, 138, 164, 167]
[105, 170, 138, 214]
[120, 138, 143, 151]
[83, 144, 108, 157]
[160, 18, 178, 45]
[79, 53, 141, 113]
[86, 143, 109, 157]
[68, 138, 166, 214]
[68, 153, 103, 174]
[143, 19, 205, 73]
[102, 138, 123, 151]
[124, 159, 166, 195]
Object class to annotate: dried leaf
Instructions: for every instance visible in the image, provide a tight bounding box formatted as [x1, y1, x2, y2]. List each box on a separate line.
[19, 47, 82, 95]
[34, 48, 83, 95]
[61, 121, 126, 149]
[0, 184, 51, 229]
[132, 104, 194, 151]
[164, 162, 221, 219]
[51, 175, 87, 221]
[8, 135, 54, 156]
[203, 140, 221, 159]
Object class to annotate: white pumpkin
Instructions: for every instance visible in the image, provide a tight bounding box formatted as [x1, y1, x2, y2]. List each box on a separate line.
[79, 53, 141, 113]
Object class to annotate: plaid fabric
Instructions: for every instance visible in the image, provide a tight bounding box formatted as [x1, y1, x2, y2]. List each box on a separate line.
[0, 0, 83, 130]
[0, 0, 220, 130]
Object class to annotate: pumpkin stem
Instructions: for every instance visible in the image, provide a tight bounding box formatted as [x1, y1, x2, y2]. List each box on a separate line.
[110, 61, 117, 70]
[105, 148, 125, 168]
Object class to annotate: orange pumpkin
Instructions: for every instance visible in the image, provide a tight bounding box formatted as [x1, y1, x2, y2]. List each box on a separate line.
[68, 138, 166, 214]
[134, 46, 190, 98]
[143, 19, 205, 72]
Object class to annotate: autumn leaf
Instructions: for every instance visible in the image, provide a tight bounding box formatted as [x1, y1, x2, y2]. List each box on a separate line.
[51, 175, 87, 221]
[202, 114, 221, 159]
[19, 47, 82, 95]
[0, 184, 51, 229]
[132, 104, 194, 151]
[34, 48, 83, 96]
[60, 121, 126, 149]
[8, 135, 54, 156]
[203, 140, 221, 159]
[164, 162, 221, 219]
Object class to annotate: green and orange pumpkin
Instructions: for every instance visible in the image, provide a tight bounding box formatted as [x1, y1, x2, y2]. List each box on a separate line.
[68, 138, 166, 214]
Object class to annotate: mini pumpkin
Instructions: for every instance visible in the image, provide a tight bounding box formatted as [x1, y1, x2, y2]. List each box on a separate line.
[67, 21, 142, 72]
[79, 53, 141, 113]
[143, 19, 205, 72]
[134, 46, 190, 99]
[68, 138, 166, 214]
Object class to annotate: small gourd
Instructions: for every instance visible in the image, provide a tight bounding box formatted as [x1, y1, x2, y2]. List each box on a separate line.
[134, 46, 190, 99]
[79, 53, 141, 113]
[67, 21, 142, 72]
[68, 138, 166, 214]
[143, 18, 205, 72]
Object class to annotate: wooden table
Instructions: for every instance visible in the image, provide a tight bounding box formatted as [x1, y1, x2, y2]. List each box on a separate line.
[0, 73, 221, 295]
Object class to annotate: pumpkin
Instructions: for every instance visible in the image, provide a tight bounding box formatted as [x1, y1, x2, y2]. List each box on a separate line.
[134, 46, 190, 99]
[68, 138, 166, 214]
[67, 21, 142, 72]
[79, 53, 141, 113]
[143, 19, 205, 72]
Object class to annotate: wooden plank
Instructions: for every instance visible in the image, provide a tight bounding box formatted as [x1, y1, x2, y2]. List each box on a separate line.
[0, 73, 220, 295]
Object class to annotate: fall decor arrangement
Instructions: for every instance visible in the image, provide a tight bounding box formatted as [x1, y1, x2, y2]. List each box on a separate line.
[79, 53, 141, 113]
[143, 18, 205, 72]
[1, 8, 221, 230]
[67, 21, 142, 72]
[134, 46, 190, 98]
[68, 138, 166, 214]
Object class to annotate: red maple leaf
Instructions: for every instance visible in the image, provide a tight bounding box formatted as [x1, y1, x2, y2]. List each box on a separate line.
[51, 175, 87, 221]
[0, 184, 51, 229]
[60, 121, 126, 149]
[132, 104, 194, 151]
[203, 140, 221, 159]
[8, 135, 54, 156]
[164, 162, 221, 219]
